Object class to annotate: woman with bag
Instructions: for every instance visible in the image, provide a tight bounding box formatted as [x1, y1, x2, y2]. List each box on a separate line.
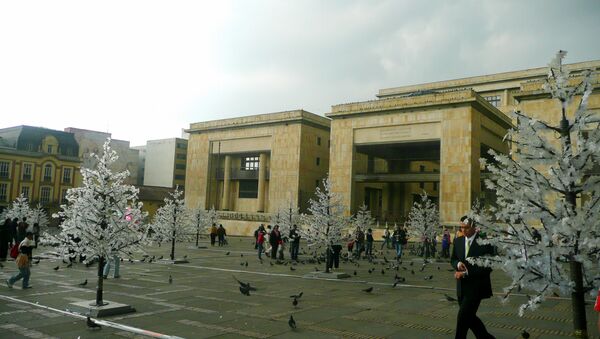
[6, 232, 35, 289]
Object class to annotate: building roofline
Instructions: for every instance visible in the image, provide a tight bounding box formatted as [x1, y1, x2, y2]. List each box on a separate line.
[377, 59, 600, 98]
[186, 109, 330, 133]
[328, 88, 512, 129]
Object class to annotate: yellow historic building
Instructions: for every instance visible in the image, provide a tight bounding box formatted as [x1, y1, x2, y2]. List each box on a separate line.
[327, 59, 600, 227]
[0, 126, 81, 214]
[185, 110, 330, 231]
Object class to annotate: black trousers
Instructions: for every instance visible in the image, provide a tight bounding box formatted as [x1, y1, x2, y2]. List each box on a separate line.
[327, 245, 342, 269]
[455, 295, 494, 339]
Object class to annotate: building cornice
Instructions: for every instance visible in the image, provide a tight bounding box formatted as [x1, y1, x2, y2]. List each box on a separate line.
[327, 89, 512, 129]
[186, 110, 330, 134]
[377, 60, 600, 98]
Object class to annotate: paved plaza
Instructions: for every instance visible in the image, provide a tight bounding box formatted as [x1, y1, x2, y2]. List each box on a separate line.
[1, 237, 598, 339]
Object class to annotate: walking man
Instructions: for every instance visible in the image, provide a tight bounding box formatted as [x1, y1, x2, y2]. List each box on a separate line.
[450, 216, 495, 339]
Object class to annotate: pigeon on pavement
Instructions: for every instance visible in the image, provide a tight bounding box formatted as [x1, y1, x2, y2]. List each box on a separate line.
[362, 287, 373, 293]
[86, 316, 101, 329]
[288, 315, 296, 329]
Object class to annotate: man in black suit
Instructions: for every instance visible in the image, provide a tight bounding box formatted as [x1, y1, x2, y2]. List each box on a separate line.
[451, 216, 495, 339]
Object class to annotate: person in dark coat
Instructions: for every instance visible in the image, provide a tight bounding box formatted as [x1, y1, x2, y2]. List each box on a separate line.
[289, 224, 301, 261]
[10, 218, 19, 244]
[450, 216, 495, 339]
[0, 218, 11, 261]
[217, 224, 226, 246]
[270, 225, 281, 259]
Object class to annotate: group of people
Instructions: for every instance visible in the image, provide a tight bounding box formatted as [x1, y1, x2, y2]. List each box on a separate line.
[348, 224, 408, 261]
[209, 224, 228, 246]
[253, 224, 301, 261]
[0, 217, 40, 262]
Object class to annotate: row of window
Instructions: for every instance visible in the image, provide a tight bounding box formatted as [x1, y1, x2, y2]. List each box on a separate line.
[0, 182, 69, 204]
[0, 161, 73, 183]
[483, 95, 501, 107]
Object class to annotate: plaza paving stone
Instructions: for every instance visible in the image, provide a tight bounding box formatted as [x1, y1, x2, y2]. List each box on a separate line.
[0, 237, 599, 339]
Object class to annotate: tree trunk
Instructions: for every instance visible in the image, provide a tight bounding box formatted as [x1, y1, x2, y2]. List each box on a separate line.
[561, 112, 588, 338]
[325, 246, 330, 273]
[570, 261, 588, 338]
[94, 256, 107, 306]
[170, 230, 176, 261]
[195, 228, 199, 247]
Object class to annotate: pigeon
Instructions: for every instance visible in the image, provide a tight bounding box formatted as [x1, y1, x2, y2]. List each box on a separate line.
[409, 261, 413, 266]
[424, 275, 433, 280]
[368, 268, 373, 274]
[183, 255, 188, 260]
[86, 316, 101, 329]
[245, 261, 248, 267]
[53, 266, 59, 271]
[292, 298, 298, 307]
[289, 292, 303, 299]
[552, 292, 559, 297]
[158, 255, 163, 260]
[290, 266, 296, 271]
[383, 256, 389, 263]
[444, 294, 457, 302]
[233, 276, 257, 291]
[353, 270, 357, 276]
[521, 330, 530, 338]
[314, 267, 319, 272]
[168, 275, 173, 284]
[420, 264, 426, 272]
[437, 266, 440, 270]
[66, 262, 73, 268]
[0, 262, 3, 268]
[33, 258, 40, 265]
[225, 252, 230, 255]
[411, 270, 415, 275]
[270, 262, 274, 266]
[78, 279, 88, 286]
[140, 257, 146, 262]
[128, 259, 134, 263]
[288, 315, 296, 329]
[239, 285, 251, 296]
[362, 287, 373, 293]
[240, 254, 244, 257]
[393, 278, 406, 287]
[381, 269, 385, 275]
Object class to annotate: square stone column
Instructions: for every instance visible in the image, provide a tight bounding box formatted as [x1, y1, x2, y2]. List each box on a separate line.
[440, 107, 480, 225]
[257, 153, 267, 212]
[221, 155, 231, 211]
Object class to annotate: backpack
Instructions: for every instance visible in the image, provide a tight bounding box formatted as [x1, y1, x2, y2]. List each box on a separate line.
[10, 243, 19, 259]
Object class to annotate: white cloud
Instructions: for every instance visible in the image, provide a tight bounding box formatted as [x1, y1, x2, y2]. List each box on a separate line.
[0, 0, 599, 145]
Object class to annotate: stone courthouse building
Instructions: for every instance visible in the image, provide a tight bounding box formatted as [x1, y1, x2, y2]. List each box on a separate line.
[185, 110, 330, 231]
[185, 59, 600, 231]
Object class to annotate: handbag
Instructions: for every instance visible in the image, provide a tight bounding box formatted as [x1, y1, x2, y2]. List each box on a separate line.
[16, 254, 29, 268]
[10, 243, 19, 259]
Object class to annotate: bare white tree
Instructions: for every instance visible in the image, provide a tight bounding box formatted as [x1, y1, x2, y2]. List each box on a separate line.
[51, 139, 148, 306]
[407, 191, 439, 258]
[300, 176, 350, 272]
[471, 51, 599, 337]
[151, 187, 194, 260]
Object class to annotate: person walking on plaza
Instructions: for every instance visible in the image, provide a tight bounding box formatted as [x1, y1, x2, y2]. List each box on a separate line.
[217, 224, 226, 246]
[327, 240, 343, 271]
[0, 218, 10, 261]
[17, 217, 28, 244]
[9, 218, 19, 244]
[450, 216, 495, 339]
[209, 224, 218, 246]
[354, 227, 365, 259]
[365, 228, 374, 258]
[254, 224, 263, 250]
[380, 226, 391, 250]
[256, 225, 266, 260]
[289, 224, 300, 261]
[6, 232, 35, 289]
[393, 224, 407, 260]
[103, 249, 121, 279]
[270, 225, 282, 260]
[442, 228, 452, 258]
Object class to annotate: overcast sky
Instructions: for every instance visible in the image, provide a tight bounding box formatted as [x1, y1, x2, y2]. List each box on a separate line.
[1, 1, 599, 146]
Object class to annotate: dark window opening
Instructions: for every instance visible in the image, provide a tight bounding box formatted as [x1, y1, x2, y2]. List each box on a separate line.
[239, 180, 258, 198]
